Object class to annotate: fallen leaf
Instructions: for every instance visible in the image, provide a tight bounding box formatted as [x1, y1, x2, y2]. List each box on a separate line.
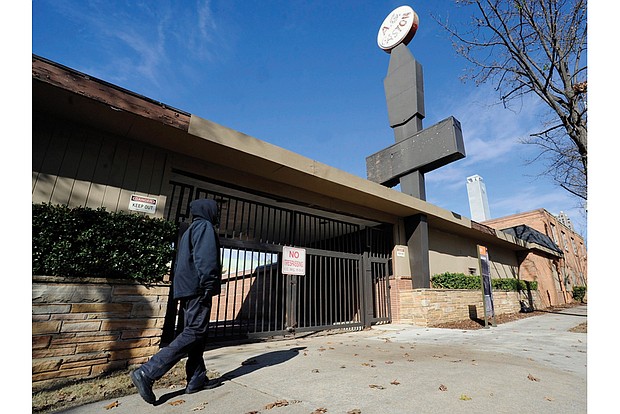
[168, 399, 185, 406]
[312, 369, 320, 373]
[192, 402, 208, 411]
[460, 394, 472, 401]
[369, 384, 385, 390]
[390, 380, 400, 385]
[347, 410, 361, 414]
[439, 384, 447, 391]
[545, 396, 555, 401]
[312, 408, 327, 414]
[242, 359, 258, 365]
[265, 400, 289, 409]
[104, 401, 120, 410]
[385, 360, 394, 364]
[527, 374, 540, 382]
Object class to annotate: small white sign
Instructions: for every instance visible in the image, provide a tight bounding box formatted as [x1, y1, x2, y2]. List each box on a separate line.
[282, 246, 306, 276]
[128, 194, 157, 214]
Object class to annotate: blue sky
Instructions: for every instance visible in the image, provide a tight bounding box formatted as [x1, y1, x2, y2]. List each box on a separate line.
[31, 0, 588, 236]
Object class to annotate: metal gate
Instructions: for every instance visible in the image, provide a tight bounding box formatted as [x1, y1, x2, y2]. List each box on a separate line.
[161, 171, 392, 343]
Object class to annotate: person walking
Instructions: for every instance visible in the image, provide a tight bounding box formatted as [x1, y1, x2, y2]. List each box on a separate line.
[131, 198, 222, 404]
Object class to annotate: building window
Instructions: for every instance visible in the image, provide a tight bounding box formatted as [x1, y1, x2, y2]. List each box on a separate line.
[550, 222, 558, 244]
[561, 231, 569, 251]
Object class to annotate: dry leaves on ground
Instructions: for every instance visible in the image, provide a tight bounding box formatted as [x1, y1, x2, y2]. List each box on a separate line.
[104, 401, 120, 410]
[527, 373, 540, 382]
[265, 399, 289, 410]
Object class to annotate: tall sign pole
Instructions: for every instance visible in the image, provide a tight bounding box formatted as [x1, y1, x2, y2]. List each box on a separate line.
[478, 245, 496, 327]
[368, 6, 466, 289]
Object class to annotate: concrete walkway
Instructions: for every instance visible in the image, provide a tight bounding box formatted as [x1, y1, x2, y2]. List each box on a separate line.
[60, 306, 587, 414]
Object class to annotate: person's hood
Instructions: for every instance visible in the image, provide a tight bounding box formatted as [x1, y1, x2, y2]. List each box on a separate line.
[190, 199, 219, 225]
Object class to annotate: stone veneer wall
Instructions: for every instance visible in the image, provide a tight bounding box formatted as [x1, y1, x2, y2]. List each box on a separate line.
[389, 277, 542, 326]
[32, 276, 170, 387]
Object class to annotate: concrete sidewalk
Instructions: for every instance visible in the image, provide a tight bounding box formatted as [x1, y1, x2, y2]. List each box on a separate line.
[60, 306, 587, 414]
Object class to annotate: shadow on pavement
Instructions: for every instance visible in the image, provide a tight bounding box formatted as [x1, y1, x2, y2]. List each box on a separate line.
[221, 346, 307, 381]
[154, 388, 185, 406]
[153, 346, 306, 404]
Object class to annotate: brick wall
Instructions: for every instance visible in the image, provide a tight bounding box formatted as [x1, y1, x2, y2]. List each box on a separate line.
[389, 277, 542, 326]
[32, 276, 170, 387]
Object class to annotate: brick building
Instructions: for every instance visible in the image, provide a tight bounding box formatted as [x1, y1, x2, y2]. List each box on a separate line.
[483, 209, 587, 307]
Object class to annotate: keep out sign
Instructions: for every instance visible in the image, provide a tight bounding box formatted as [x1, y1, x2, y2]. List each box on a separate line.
[282, 246, 306, 276]
[128, 194, 157, 214]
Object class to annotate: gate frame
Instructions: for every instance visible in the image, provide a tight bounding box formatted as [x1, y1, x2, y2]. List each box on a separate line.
[161, 173, 392, 343]
[363, 253, 392, 327]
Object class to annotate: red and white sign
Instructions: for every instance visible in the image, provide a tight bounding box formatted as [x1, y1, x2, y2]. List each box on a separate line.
[377, 5, 419, 51]
[282, 246, 306, 276]
[128, 194, 157, 214]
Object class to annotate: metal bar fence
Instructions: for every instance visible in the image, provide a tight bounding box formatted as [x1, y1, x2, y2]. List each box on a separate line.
[163, 178, 391, 341]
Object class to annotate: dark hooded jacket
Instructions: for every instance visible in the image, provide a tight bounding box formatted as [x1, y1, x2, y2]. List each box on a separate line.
[173, 199, 222, 300]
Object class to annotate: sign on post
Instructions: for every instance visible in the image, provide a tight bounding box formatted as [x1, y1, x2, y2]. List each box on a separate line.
[282, 246, 306, 276]
[477, 245, 496, 327]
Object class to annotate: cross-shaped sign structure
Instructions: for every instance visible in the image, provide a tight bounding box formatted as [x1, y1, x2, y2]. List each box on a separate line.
[367, 6, 466, 288]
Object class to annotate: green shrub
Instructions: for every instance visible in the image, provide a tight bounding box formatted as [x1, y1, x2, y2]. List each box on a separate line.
[430, 272, 480, 289]
[33, 203, 177, 283]
[430, 272, 537, 291]
[572, 286, 587, 302]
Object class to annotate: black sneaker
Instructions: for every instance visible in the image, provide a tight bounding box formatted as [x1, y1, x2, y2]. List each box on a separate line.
[130, 368, 156, 404]
[185, 378, 222, 394]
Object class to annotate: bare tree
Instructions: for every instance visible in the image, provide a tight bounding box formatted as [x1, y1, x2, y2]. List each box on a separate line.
[435, 0, 587, 200]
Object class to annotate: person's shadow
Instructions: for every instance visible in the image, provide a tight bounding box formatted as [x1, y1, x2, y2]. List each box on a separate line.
[220, 346, 306, 381]
[155, 346, 306, 405]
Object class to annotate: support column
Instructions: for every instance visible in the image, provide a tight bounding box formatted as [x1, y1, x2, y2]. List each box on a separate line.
[404, 214, 430, 288]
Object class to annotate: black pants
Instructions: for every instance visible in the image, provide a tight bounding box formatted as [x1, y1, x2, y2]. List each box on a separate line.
[140, 295, 212, 389]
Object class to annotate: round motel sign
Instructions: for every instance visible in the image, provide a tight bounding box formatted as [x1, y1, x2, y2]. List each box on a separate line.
[377, 5, 419, 52]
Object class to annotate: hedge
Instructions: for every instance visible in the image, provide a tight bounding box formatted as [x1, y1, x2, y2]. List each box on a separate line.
[572, 286, 587, 302]
[32, 203, 177, 283]
[430, 272, 538, 291]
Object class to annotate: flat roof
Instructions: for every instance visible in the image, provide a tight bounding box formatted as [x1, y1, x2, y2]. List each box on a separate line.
[32, 54, 560, 257]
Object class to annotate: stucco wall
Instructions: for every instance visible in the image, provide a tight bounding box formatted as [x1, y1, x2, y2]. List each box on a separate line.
[32, 276, 170, 387]
[428, 227, 519, 279]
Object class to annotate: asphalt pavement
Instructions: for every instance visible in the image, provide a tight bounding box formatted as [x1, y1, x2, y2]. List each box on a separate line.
[59, 305, 587, 414]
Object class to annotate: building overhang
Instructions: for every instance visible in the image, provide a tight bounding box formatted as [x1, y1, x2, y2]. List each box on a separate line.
[32, 54, 549, 254]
